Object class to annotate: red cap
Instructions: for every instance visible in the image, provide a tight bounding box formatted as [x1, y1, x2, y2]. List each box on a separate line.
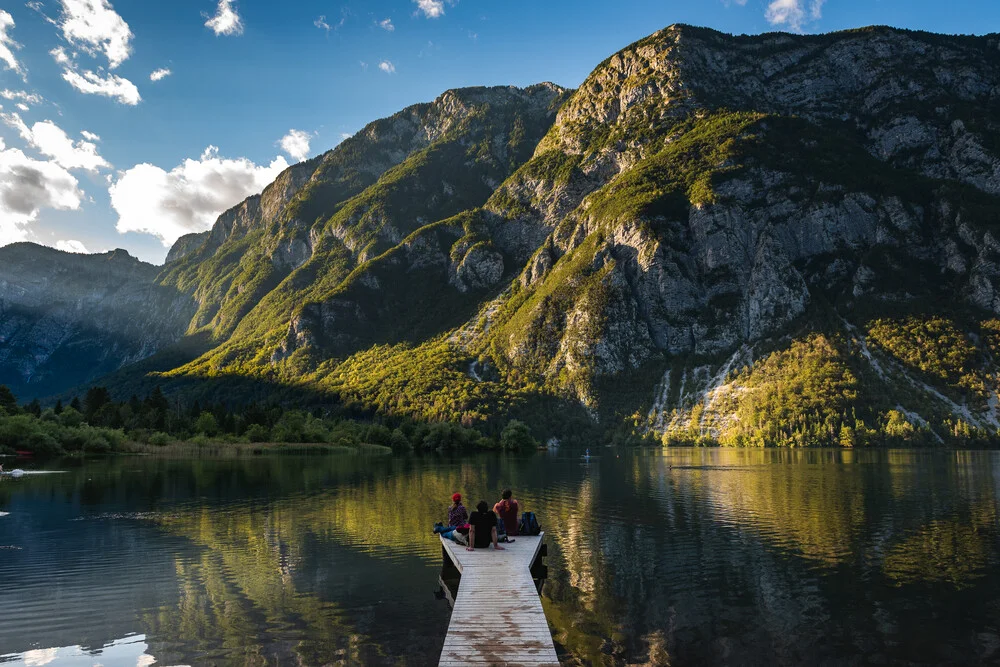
[452, 493, 462, 503]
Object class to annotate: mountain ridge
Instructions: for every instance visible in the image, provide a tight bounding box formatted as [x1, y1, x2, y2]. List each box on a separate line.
[5, 24, 1000, 447]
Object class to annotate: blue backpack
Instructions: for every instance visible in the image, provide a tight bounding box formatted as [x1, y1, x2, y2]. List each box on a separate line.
[519, 511, 541, 536]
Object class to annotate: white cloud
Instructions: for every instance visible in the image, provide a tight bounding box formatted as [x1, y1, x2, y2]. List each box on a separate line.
[314, 14, 345, 33]
[0, 137, 83, 246]
[50, 46, 71, 65]
[50, 40, 141, 105]
[149, 67, 171, 82]
[205, 0, 243, 36]
[16, 103, 28, 111]
[279, 129, 311, 162]
[765, 0, 824, 32]
[62, 68, 140, 105]
[56, 239, 88, 253]
[109, 146, 289, 246]
[81, 130, 100, 141]
[0, 11, 26, 80]
[378, 18, 395, 32]
[58, 0, 133, 68]
[379, 60, 395, 74]
[2, 112, 109, 172]
[414, 0, 445, 18]
[1, 90, 43, 105]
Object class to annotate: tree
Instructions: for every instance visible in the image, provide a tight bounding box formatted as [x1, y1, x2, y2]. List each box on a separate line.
[245, 424, 270, 443]
[144, 387, 169, 413]
[196, 412, 219, 437]
[884, 410, 915, 442]
[0, 385, 16, 414]
[60, 407, 84, 428]
[500, 420, 537, 451]
[84, 387, 111, 419]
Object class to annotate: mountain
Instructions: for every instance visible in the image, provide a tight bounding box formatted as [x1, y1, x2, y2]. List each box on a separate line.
[0, 244, 194, 400]
[5, 25, 1000, 446]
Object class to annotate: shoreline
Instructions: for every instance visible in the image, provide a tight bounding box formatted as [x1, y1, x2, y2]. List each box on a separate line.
[122, 441, 394, 457]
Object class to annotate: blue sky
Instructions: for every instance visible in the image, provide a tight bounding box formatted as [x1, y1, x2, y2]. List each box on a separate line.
[0, 0, 997, 264]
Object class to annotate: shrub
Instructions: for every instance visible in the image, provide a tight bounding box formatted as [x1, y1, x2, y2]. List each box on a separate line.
[244, 424, 270, 443]
[500, 420, 537, 450]
[60, 408, 84, 428]
[148, 432, 172, 447]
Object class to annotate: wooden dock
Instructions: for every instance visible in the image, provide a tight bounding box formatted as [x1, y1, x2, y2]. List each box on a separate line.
[438, 532, 559, 666]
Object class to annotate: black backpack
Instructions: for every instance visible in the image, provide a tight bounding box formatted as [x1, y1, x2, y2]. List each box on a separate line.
[519, 511, 541, 536]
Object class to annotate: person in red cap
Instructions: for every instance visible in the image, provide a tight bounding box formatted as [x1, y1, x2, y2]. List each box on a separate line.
[448, 493, 468, 528]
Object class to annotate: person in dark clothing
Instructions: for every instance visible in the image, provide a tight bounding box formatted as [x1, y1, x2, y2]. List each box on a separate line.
[466, 500, 505, 551]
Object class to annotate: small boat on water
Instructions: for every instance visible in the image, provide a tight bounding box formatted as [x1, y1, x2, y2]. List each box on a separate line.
[0, 469, 26, 477]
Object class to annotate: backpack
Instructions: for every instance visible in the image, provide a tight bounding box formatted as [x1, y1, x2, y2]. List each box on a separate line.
[519, 511, 541, 536]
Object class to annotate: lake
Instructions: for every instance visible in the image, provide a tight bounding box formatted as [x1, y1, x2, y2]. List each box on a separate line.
[2, 448, 1000, 666]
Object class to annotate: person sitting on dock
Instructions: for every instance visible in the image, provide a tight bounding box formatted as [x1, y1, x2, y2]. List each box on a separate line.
[466, 500, 505, 552]
[432, 493, 471, 545]
[448, 493, 468, 527]
[493, 488, 519, 537]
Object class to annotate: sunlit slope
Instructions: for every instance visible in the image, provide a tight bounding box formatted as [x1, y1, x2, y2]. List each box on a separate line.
[155, 85, 569, 378]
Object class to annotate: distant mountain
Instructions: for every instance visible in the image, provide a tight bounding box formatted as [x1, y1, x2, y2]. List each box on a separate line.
[6, 25, 1000, 446]
[0, 244, 194, 399]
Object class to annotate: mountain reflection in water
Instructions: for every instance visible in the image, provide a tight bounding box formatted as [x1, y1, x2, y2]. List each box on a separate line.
[1, 449, 999, 665]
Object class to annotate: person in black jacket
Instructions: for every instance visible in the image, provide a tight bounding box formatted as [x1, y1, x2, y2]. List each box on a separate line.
[466, 500, 506, 551]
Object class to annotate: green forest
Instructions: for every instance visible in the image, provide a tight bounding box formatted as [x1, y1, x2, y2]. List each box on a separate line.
[0, 384, 540, 457]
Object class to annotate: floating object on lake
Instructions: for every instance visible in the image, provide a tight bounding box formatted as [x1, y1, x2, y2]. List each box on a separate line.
[1, 469, 26, 477]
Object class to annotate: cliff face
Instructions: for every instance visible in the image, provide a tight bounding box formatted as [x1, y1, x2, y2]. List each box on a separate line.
[8, 25, 1000, 446]
[0, 244, 195, 399]
[454, 25, 1000, 440]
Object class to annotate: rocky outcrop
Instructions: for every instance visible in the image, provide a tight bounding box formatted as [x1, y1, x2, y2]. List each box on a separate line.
[165, 232, 208, 264]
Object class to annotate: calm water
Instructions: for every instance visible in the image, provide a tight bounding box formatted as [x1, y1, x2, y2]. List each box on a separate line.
[2, 448, 1000, 666]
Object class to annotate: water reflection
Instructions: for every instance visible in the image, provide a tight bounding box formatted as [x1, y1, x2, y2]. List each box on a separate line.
[1, 450, 1000, 665]
[0, 634, 156, 667]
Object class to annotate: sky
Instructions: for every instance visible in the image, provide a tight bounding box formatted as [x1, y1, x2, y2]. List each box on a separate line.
[0, 0, 997, 264]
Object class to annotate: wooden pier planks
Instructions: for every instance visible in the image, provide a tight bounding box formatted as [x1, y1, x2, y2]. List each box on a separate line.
[439, 533, 558, 666]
